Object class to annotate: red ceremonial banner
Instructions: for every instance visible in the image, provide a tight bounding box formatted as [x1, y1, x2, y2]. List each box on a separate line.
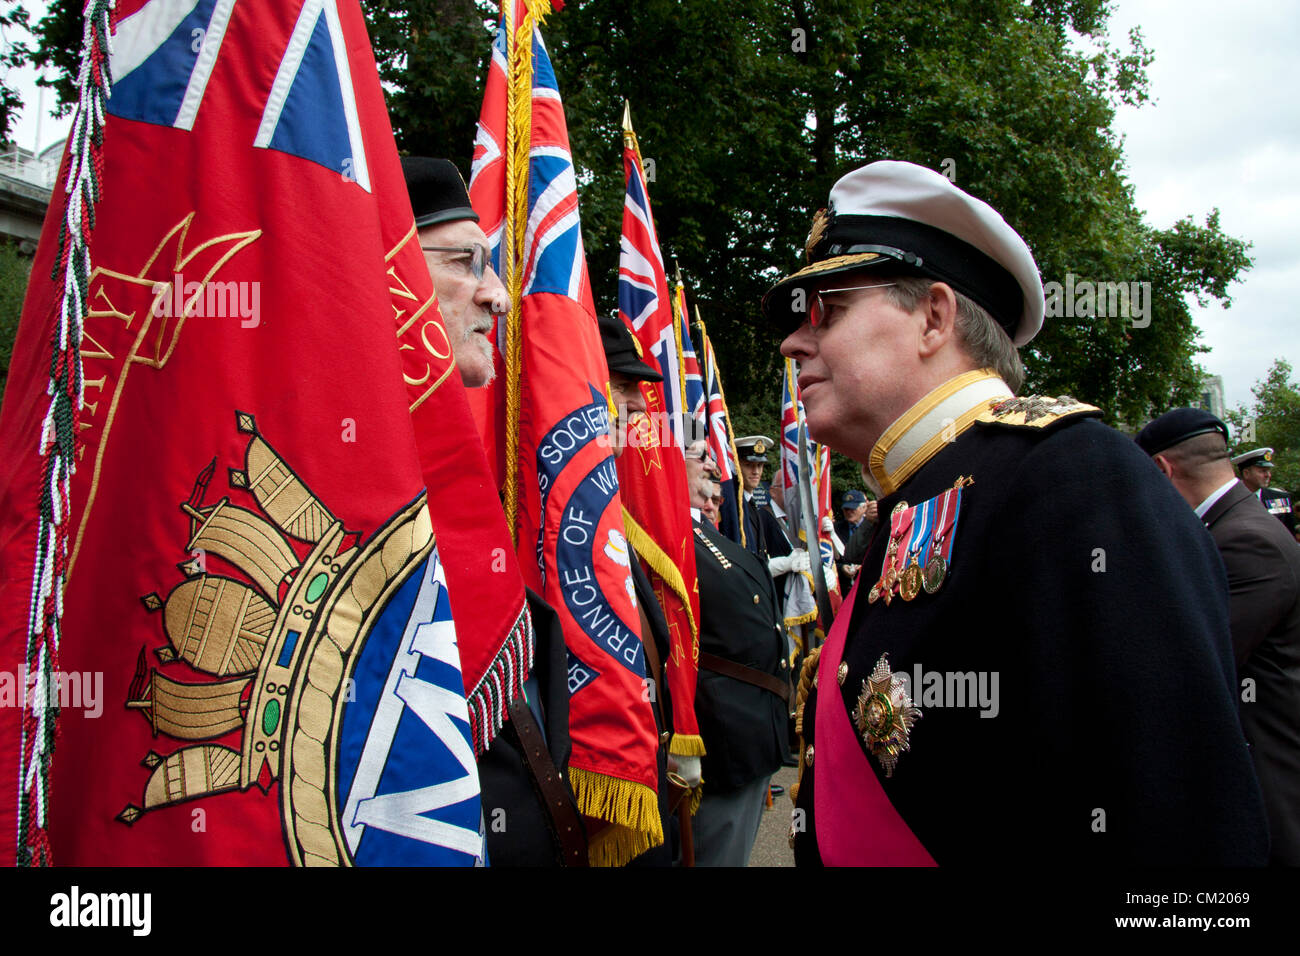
[468, 0, 661, 866]
[616, 118, 703, 758]
[0, 0, 526, 866]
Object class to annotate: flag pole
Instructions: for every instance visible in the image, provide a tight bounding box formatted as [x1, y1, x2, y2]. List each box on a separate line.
[697, 310, 745, 544]
[670, 261, 689, 440]
[796, 392, 834, 632]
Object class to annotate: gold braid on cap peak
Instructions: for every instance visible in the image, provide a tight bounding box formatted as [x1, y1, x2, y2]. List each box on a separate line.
[805, 208, 829, 262]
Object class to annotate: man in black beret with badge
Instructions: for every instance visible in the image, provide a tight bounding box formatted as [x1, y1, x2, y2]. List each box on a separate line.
[1138, 408, 1300, 865]
[597, 312, 700, 866]
[769, 160, 1266, 865]
[403, 157, 584, 867]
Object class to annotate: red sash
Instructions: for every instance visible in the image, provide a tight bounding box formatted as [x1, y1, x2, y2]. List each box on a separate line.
[814, 581, 937, 866]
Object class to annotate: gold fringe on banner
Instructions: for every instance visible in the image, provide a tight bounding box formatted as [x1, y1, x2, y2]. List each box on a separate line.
[569, 766, 664, 867]
[670, 267, 689, 422]
[622, 510, 699, 640]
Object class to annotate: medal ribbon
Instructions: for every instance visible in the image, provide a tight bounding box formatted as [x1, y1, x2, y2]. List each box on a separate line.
[884, 504, 916, 578]
[927, 487, 963, 563]
[904, 497, 934, 567]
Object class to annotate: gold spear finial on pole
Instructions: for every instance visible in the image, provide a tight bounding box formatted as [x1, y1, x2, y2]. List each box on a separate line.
[623, 99, 638, 151]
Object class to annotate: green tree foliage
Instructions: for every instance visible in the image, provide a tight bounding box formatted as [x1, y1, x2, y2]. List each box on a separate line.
[23, 0, 1254, 435]
[1225, 359, 1300, 491]
[0, 0, 32, 141]
[367, 0, 495, 162]
[0, 240, 32, 395]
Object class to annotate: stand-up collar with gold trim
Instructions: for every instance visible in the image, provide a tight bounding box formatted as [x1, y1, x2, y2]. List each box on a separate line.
[866, 369, 1011, 497]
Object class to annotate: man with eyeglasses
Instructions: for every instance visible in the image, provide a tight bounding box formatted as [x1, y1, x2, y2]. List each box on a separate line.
[403, 157, 584, 867]
[769, 160, 1266, 865]
[402, 157, 509, 388]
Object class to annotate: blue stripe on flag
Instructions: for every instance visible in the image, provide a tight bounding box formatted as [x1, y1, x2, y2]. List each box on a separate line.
[527, 154, 582, 296]
[108, 0, 218, 126]
[267, 13, 352, 178]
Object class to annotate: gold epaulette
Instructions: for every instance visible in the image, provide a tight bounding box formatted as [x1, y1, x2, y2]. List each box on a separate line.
[975, 394, 1101, 430]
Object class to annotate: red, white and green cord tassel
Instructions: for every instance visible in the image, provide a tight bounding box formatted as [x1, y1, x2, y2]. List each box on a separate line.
[16, 0, 114, 867]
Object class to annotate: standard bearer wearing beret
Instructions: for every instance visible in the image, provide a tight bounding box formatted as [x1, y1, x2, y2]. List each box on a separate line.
[401, 157, 479, 227]
[1139, 409, 1300, 863]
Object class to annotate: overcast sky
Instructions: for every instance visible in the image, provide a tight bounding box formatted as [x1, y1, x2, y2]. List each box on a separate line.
[4, 0, 1295, 411]
[1103, 0, 1299, 411]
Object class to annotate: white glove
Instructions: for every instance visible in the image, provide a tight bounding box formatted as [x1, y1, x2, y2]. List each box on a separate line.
[820, 516, 835, 535]
[768, 553, 793, 576]
[789, 549, 811, 573]
[670, 754, 702, 788]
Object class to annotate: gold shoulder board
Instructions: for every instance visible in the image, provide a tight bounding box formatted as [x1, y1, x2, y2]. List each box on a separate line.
[976, 394, 1101, 430]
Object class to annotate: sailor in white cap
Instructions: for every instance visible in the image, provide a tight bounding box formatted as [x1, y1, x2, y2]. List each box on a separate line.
[773, 160, 1266, 866]
[1232, 447, 1295, 533]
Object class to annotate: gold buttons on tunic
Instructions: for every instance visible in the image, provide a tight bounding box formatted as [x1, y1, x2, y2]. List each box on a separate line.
[837, 661, 848, 685]
[752, 594, 760, 604]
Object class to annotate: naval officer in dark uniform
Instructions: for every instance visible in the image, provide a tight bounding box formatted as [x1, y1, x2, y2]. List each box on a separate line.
[1139, 409, 1300, 865]
[768, 160, 1267, 865]
[735, 436, 774, 562]
[685, 440, 788, 865]
[1233, 447, 1296, 536]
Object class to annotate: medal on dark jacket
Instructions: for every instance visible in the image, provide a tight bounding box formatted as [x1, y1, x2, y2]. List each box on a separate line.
[852, 653, 922, 777]
[869, 478, 969, 605]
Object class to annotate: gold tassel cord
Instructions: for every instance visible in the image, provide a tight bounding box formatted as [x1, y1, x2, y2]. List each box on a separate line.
[790, 646, 821, 805]
[568, 766, 664, 867]
[501, 0, 534, 543]
[671, 279, 689, 425]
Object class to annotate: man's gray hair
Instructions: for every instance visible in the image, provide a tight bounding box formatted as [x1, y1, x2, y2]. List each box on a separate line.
[884, 276, 1025, 393]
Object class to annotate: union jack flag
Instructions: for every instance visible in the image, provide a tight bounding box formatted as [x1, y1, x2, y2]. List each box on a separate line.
[675, 279, 706, 439]
[700, 326, 737, 483]
[467, 0, 661, 867]
[110, 0, 374, 191]
[619, 115, 684, 448]
[780, 357, 804, 500]
[815, 443, 839, 594]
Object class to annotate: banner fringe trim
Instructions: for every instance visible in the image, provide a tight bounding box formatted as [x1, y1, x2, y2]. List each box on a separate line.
[568, 766, 663, 867]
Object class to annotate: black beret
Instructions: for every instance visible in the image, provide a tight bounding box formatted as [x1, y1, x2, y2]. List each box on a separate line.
[1135, 408, 1229, 457]
[598, 313, 662, 382]
[401, 157, 479, 228]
